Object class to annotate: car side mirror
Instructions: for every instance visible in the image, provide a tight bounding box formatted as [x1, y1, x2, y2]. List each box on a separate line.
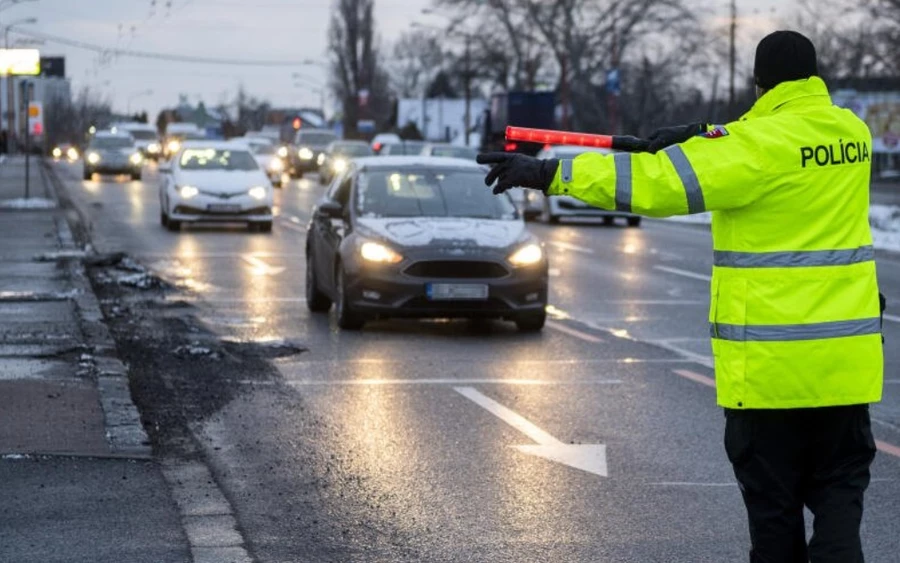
[158, 162, 172, 174]
[317, 200, 343, 219]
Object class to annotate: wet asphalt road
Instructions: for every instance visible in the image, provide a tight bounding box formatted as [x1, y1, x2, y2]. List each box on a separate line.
[57, 160, 900, 562]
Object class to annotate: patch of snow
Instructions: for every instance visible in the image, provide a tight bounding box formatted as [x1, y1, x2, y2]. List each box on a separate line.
[0, 197, 56, 210]
[33, 250, 91, 262]
[1, 454, 29, 460]
[173, 343, 220, 360]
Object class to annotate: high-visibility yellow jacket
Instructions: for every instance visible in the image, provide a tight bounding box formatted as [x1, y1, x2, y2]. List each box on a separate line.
[549, 76, 883, 409]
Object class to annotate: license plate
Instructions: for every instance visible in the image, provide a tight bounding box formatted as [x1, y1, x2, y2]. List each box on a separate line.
[207, 204, 241, 213]
[426, 283, 489, 301]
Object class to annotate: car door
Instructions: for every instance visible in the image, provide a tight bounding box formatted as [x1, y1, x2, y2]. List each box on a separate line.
[315, 171, 353, 293]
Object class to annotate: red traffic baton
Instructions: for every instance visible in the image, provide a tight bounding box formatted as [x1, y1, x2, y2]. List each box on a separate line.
[505, 126, 648, 152]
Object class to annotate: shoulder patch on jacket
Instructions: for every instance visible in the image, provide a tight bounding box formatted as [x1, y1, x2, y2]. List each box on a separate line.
[701, 126, 729, 139]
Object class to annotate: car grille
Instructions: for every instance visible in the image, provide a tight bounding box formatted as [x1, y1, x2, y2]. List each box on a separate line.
[404, 260, 508, 279]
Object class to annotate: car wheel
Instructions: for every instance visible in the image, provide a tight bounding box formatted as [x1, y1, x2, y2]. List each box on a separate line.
[627, 216, 642, 227]
[335, 266, 365, 330]
[248, 221, 273, 233]
[602, 216, 615, 226]
[167, 219, 181, 232]
[515, 310, 547, 332]
[83, 169, 93, 181]
[306, 251, 332, 313]
[131, 172, 142, 181]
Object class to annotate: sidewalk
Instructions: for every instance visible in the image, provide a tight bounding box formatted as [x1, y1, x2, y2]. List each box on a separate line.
[0, 156, 190, 562]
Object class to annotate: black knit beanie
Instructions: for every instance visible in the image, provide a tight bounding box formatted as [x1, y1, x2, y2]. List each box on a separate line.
[754, 30, 819, 90]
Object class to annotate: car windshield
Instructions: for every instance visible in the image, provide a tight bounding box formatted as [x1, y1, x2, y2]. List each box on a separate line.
[431, 146, 477, 159]
[179, 148, 259, 171]
[91, 136, 134, 149]
[382, 142, 425, 155]
[250, 144, 276, 155]
[333, 143, 373, 157]
[357, 169, 517, 220]
[127, 130, 157, 140]
[297, 132, 336, 145]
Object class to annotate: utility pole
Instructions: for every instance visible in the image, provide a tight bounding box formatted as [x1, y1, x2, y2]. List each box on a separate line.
[728, 0, 737, 118]
[463, 35, 471, 146]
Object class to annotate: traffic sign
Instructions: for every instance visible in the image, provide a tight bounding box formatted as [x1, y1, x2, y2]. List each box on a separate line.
[28, 101, 44, 136]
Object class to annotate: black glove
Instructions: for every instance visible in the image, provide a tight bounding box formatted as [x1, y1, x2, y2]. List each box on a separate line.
[647, 122, 706, 153]
[611, 135, 651, 153]
[476, 153, 559, 194]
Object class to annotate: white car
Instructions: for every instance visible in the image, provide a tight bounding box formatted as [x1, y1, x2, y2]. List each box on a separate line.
[370, 133, 400, 154]
[113, 122, 161, 160]
[238, 137, 286, 187]
[533, 145, 641, 227]
[158, 141, 274, 233]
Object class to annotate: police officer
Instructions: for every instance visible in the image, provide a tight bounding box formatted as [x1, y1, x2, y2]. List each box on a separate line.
[478, 31, 883, 562]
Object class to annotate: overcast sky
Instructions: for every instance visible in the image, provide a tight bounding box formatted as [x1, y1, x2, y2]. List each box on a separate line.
[7, 0, 787, 120]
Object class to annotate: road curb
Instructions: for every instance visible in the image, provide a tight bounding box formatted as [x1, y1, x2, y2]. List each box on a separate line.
[43, 160, 152, 458]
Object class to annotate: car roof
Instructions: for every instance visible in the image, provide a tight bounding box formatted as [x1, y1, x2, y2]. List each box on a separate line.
[353, 156, 485, 170]
[114, 122, 155, 131]
[179, 140, 253, 151]
[93, 131, 133, 140]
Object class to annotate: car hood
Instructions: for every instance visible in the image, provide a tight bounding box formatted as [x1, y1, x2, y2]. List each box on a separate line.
[90, 147, 135, 157]
[174, 170, 269, 193]
[356, 217, 526, 249]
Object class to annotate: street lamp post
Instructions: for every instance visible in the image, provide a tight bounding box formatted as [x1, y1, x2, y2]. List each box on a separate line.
[2, 17, 37, 155]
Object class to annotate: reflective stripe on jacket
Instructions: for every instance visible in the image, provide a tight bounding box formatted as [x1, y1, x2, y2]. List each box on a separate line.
[548, 77, 883, 409]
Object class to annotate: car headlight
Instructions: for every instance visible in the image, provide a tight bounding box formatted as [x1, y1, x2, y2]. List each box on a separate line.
[130, 153, 144, 165]
[332, 158, 348, 173]
[277, 146, 289, 158]
[298, 147, 314, 160]
[148, 143, 161, 154]
[52, 147, 62, 158]
[67, 147, 79, 161]
[508, 243, 544, 267]
[167, 140, 181, 154]
[248, 186, 268, 200]
[268, 158, 284, 172]
[317, 153, 326, 166]
[87, 152, 101, 164]
[179, 185, 199, 199]
[360, 241, 403, 264]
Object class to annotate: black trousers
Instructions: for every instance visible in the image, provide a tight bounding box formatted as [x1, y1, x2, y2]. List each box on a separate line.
[724, 405, 876, 563]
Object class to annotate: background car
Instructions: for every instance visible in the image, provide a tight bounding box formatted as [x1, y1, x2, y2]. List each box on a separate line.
[378, 141, 426, 156]
[114, 122, 162, 160]
[158, 141, 274, 233]
[83, 131, 143, 181]
[163, 123, 206, 159]
[290, 129, 338, 177]
[305, 157, 548, 331]
[317, 140, 374, 185]
[419, 143, 478, 160]
[370, 132, 401, 154]
[533, 145, 642, 227]
[241, 137, 286, 187]
[52, 143, 79, 162]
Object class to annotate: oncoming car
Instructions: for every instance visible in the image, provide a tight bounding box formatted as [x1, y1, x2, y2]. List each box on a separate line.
[305, 157, 548, 331]
[317, 140, 374, 185]
[158, 142, 274, 233]
[83, 131, 143, 181]
[240, 137, 286, 187]
[419, 143, 478, 160]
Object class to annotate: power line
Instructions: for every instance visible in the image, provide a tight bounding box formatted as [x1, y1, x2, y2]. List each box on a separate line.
[10, 28, 309, 67]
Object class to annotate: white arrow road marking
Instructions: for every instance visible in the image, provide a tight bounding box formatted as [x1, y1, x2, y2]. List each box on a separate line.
[654, 265, 711, 281]
[241, 254, 286, 276]
[454, 386, 608, 477]
[546, 320, 604, 344]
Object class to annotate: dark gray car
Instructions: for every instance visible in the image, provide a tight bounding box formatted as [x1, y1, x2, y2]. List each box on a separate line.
[83, 132, 143, 181]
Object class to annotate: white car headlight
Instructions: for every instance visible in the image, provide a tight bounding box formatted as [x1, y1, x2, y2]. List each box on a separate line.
[317, 153, 326, 166]
[148, 143, 161, 154]
[167, 140, 181, 154]
[52, 147, 62, 158]
[179, 185, 199, 199]
[508, 243, 543, 267]
[332, 158, 348, 173]
[298, 147, 314, 160]
[268, 158, 284, 172]
[277, 146, 289, 158]
[87, 152, 101, 164]
[67, 147, 79, 161]
[248, 186, 268, 200]
[130, 153, 144, 165]
[360, 241, 403, 264]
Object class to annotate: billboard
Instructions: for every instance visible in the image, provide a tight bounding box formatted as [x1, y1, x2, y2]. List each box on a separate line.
[833, 90, 900, 154]
[0, 49, 40, 76]
[40, 56, 65, 78]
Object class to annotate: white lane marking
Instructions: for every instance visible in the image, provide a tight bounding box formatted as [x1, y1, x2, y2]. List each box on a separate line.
[278, 220, 305, 233]
[186, 296, 307, 303]
[883, 313, 900, 324]
[883, 380, 900, 384]
[654, 265, 711, 282]
[605, 299, 706, 305]
[273, 358, 695, 366]
[649, 482, 736, 487]
[455, 386, 608, 476]
[643, 339, 714, 368]
[241, 254, 286, 276]
[673, 369, 716, 388]
[275, 378, 623, 386]
[290, 215, 303, 224]
[139, 252, 297, 259]
[549, 240, 595, 254]
[546, 320, 604, 343]
[548, 268, 562, 277]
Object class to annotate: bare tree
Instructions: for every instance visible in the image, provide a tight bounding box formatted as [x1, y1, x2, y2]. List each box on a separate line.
[387, 30, 445, 98]
[865, 0, 900, 74]
[44, 87, 112, 149]
[328, 0, 391, 137]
